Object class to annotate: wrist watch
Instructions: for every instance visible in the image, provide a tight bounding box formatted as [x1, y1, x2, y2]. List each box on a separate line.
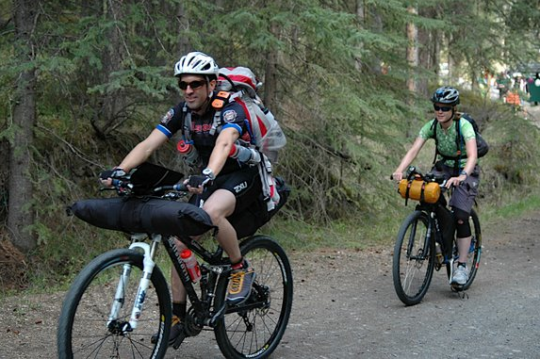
[202, 168, 215, 180]
[460, 170, 468, 177]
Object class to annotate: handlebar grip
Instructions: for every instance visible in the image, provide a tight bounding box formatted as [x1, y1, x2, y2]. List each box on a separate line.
[173, 183, 188, 192]
[111, 179, 124, 188]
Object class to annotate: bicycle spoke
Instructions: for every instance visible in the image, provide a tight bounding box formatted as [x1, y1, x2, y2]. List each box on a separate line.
[214, 235, 293, 359]
[58, 249, 170, 359]
[393, 211, 435, 306]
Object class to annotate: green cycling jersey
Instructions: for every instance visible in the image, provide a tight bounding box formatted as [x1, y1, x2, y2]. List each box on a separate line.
[419, 118, 476, 168]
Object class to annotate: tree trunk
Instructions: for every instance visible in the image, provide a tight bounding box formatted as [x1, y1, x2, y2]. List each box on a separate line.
[417, 7, 438, 98]
[176, 1, 190, 56]
[417, 26, 429, 97]
[263, 22, 278, 113]
[355, 0, 365, 71]
[263, 50, 278, 111]
[431, 30, 441, 78]
[406, 6, 419, 97]
[92, 0, 127, 137]
[8, 0, 38, 252]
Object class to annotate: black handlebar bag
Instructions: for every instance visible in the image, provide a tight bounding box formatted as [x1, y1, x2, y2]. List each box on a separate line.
[68, 197, 215, 237]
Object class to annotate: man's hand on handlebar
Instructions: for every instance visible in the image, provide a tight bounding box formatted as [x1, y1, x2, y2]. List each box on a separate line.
[99, 168, 127, 188]
[185, 174, 213, 194]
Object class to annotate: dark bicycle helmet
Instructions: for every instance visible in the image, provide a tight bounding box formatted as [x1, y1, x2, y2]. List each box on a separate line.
[431, 86, 460, 105]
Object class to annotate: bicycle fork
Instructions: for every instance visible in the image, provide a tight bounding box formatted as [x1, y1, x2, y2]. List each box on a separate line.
[107, 233, 161, 333]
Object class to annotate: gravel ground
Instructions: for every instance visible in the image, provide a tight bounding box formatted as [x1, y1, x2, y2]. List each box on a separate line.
[1, 208, 540, 359]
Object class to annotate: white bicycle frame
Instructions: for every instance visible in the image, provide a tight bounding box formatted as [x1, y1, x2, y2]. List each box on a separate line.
[107, 233, 162, 332]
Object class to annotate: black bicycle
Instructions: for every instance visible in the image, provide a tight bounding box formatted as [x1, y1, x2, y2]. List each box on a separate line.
[392, 167, 482, 306]
[57, 163, 293, 359]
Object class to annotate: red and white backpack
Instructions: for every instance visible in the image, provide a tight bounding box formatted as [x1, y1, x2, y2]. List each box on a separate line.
[180, 67, 286, 210]
[216, 67, 286, 164]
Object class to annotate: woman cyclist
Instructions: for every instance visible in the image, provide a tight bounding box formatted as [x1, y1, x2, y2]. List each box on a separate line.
[392, 86, 480, 286]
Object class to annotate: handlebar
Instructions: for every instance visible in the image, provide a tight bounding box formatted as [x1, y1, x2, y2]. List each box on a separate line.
[154, 182, 188, 193]
[102, 177, 189, 197]
[393, 166, 448, 186]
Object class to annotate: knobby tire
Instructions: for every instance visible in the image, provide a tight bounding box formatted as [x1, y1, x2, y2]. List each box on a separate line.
[57, 248, 171, 359]
[393, 211, 435, 306]
[213, 235, 293, 359]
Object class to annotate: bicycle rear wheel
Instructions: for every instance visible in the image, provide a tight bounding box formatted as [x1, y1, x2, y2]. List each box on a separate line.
[393, 210, 436, 306]
[57, 248, 171, 359]
[214, 235, 293, 359]
[447, 208, 482, 290]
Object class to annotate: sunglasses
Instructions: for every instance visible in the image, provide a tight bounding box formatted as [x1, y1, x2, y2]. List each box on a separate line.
[433, 105, 452, 112]
[179, 80, 206, 91]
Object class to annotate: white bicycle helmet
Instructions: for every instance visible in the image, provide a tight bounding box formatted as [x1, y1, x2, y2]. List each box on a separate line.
[174, 52, 219, 77]
[431, 86, 460, 105]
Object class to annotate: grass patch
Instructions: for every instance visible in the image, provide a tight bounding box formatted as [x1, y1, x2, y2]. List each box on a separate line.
[480, 191, 540, 224]
[264, 204, 410, 252]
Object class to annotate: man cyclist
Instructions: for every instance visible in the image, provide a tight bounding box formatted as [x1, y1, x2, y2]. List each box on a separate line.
[392, 86, 480, 286]
[100, 51, 260, 345]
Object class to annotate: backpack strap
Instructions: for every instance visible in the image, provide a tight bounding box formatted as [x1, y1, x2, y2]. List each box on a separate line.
[454, 116, 463, 173]
[181, 103, 193, 143]
[181, 91, 232, 140]
[454, 112, 463, 156]
[431, 119, 439, 165]
[208, 91, 232, 136]
[431, 115, 465, 174]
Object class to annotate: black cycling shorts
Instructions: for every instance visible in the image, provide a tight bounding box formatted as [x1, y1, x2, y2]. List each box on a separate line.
[192, 165, 262, 214]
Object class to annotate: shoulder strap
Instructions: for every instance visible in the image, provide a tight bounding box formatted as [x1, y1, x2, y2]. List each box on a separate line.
[454, 116, 463, 173]
[431, 119, 439, 164]
[455, 117, 462, 156]
[182, 103, 192, 143]
[431, 116, 463, 173]
[209, 91, 232, 136]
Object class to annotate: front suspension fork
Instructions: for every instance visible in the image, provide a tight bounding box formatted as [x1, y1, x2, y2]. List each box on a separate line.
[107, 234, 161, 332]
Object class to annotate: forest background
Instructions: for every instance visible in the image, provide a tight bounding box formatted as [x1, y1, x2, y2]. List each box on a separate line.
[1, 0, 540, 292]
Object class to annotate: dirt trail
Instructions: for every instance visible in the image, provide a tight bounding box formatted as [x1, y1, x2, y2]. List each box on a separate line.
[1, 208, 540, 359]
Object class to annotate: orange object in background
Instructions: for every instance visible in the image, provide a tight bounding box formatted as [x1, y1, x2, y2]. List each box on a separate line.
[506, 91, 521, 106]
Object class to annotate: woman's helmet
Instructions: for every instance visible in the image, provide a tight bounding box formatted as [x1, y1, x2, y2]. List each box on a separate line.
[174, 52, 219, 78]
[431, 86, 460, 105]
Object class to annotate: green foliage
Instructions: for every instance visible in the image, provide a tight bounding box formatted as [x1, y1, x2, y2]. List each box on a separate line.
[2, 0, 540, 291]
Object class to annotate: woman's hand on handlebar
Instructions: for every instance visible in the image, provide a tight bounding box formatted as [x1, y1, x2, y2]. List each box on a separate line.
[445, 174, 467, 188]
[391, 172, 403, 181]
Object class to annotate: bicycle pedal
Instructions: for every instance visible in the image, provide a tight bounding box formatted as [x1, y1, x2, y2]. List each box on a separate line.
[450, 282, 464, 292]
[172, 332, 187, 350]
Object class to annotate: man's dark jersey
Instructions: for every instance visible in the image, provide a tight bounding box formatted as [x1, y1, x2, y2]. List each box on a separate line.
[157, 94, 251, 175]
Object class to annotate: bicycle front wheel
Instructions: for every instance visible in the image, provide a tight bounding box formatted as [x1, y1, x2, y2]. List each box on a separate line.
[214, 235, 293, 359]
[57, 248, 171, 359]
[393, 210, 435, 306]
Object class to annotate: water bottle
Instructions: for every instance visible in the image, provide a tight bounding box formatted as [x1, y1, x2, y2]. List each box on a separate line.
[180, 249, 201, 283]
[177, 140, 200, 167]
[229, 144, 261, 165]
